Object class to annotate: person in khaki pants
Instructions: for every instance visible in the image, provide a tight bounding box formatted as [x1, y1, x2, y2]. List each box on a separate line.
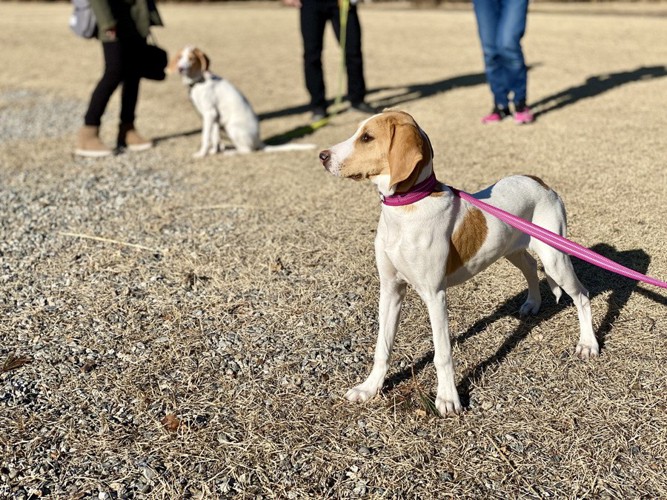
[76, 0, 163, 157]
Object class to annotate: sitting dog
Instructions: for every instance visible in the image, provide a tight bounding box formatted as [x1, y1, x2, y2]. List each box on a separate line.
[319, 110, 597, 416]
[170, 46, 313, 158]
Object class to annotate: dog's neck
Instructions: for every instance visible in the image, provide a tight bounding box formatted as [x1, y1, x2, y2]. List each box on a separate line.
[373, 161, 435, 204]
[183, 70, 214, 88]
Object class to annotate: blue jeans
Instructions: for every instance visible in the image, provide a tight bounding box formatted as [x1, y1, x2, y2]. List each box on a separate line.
[473, 0, 529, 108]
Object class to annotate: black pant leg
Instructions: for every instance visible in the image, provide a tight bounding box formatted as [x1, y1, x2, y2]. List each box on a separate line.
[300, 0, 329, 109]
[343, 6, 366, 104]
[119, 39, 145, 125]
[329, 3, 366, 104]
[84, 41, 124, 126]
[84, 38, 145, 126]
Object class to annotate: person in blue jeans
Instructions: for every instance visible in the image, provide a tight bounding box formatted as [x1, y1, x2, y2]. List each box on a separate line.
[473, 0, 534, 124]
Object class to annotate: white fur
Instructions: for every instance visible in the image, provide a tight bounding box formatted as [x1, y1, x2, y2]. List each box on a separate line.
[321, 111, 598, 416]
[175, 46, 313, 158]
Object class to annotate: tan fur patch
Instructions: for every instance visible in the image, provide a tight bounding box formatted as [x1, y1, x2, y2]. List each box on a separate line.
[446, 208, 488, 275]
[389, 116, 432, 192]
[192, 48, 210, 73]
[524, 175, 550, 190]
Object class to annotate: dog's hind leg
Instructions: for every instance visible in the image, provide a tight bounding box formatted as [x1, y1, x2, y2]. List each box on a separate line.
[227, 127, 259, 154]
[530, 241, 598, 359]
[506, 250, 542, 316]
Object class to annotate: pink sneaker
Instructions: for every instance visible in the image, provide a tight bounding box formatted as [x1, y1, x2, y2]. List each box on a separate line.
[514, 104, 534, 125]
[481, 106, 511, 124]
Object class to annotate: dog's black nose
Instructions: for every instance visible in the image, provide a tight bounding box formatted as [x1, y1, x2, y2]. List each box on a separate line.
[319, 150, 330, 163]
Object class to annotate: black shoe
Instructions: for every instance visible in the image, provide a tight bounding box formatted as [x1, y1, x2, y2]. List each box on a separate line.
[311, 107, 327, 122]
[350, 101, 376, 114]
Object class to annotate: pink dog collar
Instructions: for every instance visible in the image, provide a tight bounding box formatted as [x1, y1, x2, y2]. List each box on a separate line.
[381, 173, 437, 206]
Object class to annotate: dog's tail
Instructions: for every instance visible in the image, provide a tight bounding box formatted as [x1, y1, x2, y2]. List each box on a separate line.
[261, 143, 316, 153]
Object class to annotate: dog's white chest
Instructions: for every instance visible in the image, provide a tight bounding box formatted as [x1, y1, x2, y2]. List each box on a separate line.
[377, 210, 448, 287]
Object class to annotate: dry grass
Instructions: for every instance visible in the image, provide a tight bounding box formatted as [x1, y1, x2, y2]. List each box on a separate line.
[1, 2, 666, 498]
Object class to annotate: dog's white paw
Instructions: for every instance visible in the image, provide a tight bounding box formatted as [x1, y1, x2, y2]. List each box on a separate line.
[193, 150, 208, 159]
[436, 395, 462, 416]
[575, 342, 599, 360]
[208, 145, 221, 155]
[519, 299, 541, 316]
[345, 385, 378, 403]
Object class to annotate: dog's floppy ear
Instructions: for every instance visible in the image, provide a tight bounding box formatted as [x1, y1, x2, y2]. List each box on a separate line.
[193, 48, 210, 72]
[387, 122, 432, 191]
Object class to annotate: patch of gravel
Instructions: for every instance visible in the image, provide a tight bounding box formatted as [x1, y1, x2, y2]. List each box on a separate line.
[0, 89, 84, 143]
[1, 3, 666, 499]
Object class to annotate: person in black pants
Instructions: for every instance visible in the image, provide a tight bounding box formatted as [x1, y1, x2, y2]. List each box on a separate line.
[284, 0, 375, 121]
[83, 38, 144, 137]
[76, 0, 162, 157]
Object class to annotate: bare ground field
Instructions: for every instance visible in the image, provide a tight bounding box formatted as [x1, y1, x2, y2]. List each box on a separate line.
[1, 2, 667, 498]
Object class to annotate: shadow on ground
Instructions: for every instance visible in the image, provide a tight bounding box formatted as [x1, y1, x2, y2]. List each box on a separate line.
[257, 71, 488, 122]
[533, 65, 667, 119]
[258, 71, 489, 143]
[153, 128, 201, 145]
[152, 66, 667, 150]
[384, 243, 666, 407]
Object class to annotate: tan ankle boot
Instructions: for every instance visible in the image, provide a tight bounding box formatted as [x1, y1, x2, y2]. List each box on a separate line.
[118, 123, 153, 152]
[75, 126, 112, 157]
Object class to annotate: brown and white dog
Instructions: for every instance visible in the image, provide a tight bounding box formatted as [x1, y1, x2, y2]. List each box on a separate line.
[319, 110, 597, 416]
[169, 46, 314, 158]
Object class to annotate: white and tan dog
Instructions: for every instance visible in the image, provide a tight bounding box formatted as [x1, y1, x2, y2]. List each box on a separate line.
[170, 46, 314, 158]
[319, 110, 597, 416]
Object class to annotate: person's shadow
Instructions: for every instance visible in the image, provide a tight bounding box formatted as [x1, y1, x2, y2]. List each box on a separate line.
[383, 243, 666, 407]
[532, 65, 667, 119]
[257, 71, 488, 121]
[256, 71, 489, 144]
[367, 71, 489, 110]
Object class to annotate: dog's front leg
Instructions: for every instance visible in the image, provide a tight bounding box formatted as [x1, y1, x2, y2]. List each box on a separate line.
[208, 121, 221, 155]
[345, 276, 406, 403]
[423, 289, 462, 415]
[194, 111, 217, 158]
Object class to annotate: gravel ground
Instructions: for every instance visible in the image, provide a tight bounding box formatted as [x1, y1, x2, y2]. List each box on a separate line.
[1, 2, 666, 498]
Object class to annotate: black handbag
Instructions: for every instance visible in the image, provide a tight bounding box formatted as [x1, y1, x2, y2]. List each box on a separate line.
[142, 35, 168, 81]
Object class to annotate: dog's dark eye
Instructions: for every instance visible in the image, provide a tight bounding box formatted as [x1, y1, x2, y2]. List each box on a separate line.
[360, 133, 374, 143]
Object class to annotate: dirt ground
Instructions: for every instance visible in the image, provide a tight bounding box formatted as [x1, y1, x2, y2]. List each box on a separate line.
[1, 1, 666, 498]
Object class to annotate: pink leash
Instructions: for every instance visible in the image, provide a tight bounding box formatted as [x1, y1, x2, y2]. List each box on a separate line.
[448, 186, 667, 290]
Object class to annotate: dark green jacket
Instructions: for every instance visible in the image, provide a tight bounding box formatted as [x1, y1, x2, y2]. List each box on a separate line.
[90, 0, 163, 42]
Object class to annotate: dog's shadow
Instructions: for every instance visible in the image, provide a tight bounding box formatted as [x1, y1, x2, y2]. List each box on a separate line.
[383, 243, 665, 407]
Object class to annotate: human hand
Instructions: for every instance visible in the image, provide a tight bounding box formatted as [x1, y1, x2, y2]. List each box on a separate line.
[282, 0, 302, 7]
[105, 27, 117, 41]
